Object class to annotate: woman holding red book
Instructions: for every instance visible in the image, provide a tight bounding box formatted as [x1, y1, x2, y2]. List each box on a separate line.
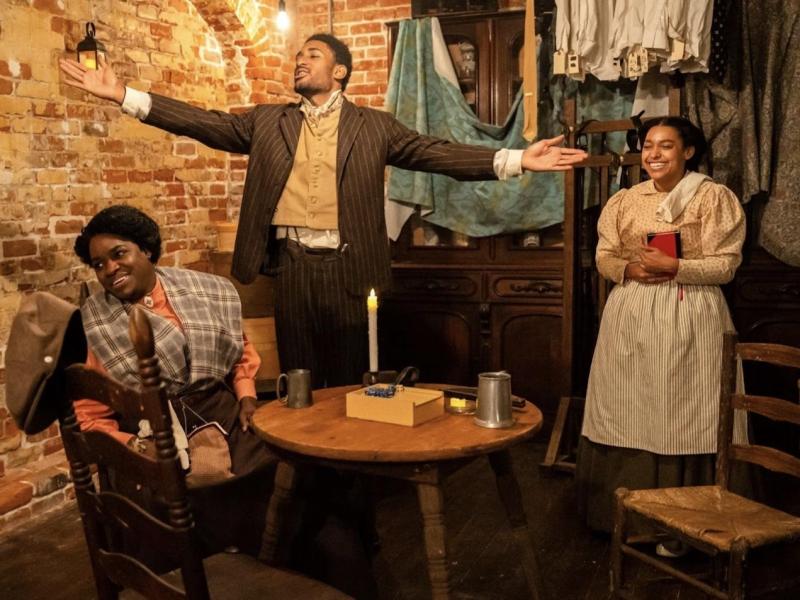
[576, 117, 748, 554]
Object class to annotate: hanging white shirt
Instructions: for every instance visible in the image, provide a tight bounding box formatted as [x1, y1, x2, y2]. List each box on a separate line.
[659, 0, 690, 71]
[642, 0, 671, 53]
[611, 0, 645, 61]
[580, 0, 621, 81]
[677, 0, 714, 73]
[554, 0, 572, 53]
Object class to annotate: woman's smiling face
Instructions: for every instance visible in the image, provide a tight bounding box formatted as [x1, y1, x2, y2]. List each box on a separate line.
[641, 125, 695, 192]
[89, 234, 157, 302]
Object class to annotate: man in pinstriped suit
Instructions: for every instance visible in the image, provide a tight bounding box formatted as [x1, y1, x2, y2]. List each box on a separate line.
[60, 33, 585, 400]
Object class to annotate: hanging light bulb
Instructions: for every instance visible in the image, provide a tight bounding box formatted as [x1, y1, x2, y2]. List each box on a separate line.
[277, 0, 290, 31]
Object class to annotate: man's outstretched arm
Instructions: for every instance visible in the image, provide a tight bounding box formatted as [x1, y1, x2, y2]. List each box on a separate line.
[59, 55, 255, 155]
[521, 135, 587, 172]
[385, 114, 586, 180]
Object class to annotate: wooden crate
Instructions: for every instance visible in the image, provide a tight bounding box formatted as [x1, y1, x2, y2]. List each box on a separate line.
[346, 386, 444, 427]
[209, 251, 274, 318]
[214, 221, 238, 253]
[242, 316, 280, 381]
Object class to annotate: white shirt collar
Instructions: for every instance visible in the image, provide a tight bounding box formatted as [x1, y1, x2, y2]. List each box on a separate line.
[655, 171, 712, 223]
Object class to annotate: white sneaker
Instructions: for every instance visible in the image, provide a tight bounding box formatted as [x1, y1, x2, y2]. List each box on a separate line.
[655, 541, 688, 558]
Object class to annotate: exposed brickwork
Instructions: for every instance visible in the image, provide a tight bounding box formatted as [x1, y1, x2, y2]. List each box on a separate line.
[0, 481, 33, 517]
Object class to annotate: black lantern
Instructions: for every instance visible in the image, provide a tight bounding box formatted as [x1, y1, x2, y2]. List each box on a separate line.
[76, 22, 106, 70]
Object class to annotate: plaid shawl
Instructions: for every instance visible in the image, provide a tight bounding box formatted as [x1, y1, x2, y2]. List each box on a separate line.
[82, 267, 244, 396]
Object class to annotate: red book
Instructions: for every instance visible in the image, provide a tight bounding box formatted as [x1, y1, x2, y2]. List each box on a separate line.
[647, 231, 681, 283]
[647, 230, 682, 259]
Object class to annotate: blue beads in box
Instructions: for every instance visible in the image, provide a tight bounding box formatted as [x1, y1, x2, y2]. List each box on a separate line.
[364, 384, 400, 398]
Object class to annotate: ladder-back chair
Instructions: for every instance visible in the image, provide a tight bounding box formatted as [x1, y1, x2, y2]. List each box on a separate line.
[59, 305, 350, 599]
[611, 332, 800, 599]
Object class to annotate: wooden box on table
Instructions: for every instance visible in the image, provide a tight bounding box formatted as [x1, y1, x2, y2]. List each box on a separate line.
[346, 386, 444, 426]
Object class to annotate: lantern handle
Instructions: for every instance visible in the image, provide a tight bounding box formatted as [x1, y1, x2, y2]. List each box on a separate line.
[86, 22, 96, 39]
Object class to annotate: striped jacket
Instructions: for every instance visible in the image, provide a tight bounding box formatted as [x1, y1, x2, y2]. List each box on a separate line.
[144, 96, 499, 293]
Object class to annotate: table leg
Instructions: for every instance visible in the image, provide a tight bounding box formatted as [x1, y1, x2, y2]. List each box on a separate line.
[259, 460, 297, 564]
[488, 450, 546, 600]
[416, 479, 451, 600]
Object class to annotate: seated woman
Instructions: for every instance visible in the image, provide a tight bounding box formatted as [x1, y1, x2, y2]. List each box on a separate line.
[576, 117, 748, 554]
[73, 204, 274, 552]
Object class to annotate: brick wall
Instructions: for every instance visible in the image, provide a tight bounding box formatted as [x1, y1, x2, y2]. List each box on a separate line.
[0, 0, 526, 532]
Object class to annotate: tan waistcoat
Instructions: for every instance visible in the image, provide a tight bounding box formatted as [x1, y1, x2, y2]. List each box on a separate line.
[271, 107, 340, 229]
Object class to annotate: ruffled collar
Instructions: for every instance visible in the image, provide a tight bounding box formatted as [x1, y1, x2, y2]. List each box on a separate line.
[300, 90, 344, 127]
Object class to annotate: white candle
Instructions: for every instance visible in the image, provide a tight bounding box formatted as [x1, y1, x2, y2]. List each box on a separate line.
[367, 288, 378, 372]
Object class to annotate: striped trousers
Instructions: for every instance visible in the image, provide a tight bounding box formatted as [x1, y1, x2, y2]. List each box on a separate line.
[273, 240, 368, 389]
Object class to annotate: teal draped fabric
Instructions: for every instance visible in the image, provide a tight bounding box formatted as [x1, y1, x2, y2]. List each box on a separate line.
[385, 18, 634, 236]
[386, 18, 565, 237]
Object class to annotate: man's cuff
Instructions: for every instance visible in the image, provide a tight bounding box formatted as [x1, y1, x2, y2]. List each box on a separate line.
[121, 86, 152, 120]
[493, 149, 524, 180]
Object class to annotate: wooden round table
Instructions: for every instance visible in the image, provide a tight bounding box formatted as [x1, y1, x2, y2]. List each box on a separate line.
[252, 385, 544, 600]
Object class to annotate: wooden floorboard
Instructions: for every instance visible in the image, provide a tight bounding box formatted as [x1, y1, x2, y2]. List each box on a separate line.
[0, 508, 93, 599]
[1, 440, 798, 599]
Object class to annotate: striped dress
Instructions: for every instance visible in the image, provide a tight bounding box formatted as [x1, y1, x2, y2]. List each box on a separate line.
[582, 179, 747, 455]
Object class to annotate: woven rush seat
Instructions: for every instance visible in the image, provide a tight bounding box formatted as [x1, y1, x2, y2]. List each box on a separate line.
[623, 485, 800, 552]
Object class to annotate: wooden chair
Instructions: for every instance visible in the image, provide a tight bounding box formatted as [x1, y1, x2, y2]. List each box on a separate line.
[59, 305, 350, 599]
[611, 332, 800, 599]
[540, 395, 584, 473]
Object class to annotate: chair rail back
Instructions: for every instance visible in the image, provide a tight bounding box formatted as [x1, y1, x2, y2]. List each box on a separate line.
[716, 332, 800, 489]
[59, 306, 210, 599]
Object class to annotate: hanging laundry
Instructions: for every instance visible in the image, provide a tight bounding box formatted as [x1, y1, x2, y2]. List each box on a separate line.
[555, 0, 715, 81]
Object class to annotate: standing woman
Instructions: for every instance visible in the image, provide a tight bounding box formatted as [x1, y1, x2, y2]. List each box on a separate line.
[576, 117, 748, 543]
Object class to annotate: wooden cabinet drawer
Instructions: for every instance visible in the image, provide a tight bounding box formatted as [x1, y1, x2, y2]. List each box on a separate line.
[489, 274, 562, 303]
[390, 271, 481, 300]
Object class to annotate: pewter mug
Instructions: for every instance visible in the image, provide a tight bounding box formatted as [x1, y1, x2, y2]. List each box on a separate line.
[474, 371, 514, 428]
[277, 369, 312, 408]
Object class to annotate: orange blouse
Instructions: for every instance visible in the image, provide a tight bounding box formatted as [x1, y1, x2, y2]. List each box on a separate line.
[73, 277, 261, 443]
